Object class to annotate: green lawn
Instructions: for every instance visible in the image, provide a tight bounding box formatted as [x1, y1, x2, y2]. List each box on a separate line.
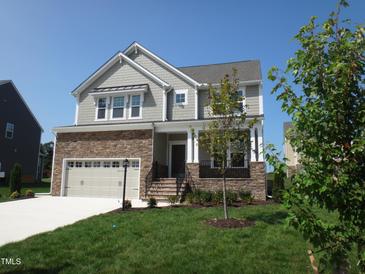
[0, 204, 359, 274]
[0, 178, 50, 203]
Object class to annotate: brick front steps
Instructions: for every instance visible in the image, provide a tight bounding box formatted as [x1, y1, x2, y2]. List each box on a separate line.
[146, 178, 186, 200]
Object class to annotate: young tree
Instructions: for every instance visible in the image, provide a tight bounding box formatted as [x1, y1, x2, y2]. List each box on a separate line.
[9, 163, 22, 194]
[268, 1, 365, 272]
[40, 141, 54, 178]
[199, 70, 253, 219]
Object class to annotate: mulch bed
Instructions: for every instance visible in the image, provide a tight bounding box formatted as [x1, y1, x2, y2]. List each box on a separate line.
[205, 218, 255, 229]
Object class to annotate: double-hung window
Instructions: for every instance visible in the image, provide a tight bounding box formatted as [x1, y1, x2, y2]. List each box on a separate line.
[175, 89, 187, 105]
[130, 95, 141, 118]
[5, 123, 14, 139]
[96, 98, 107, 120]
[112, 96, 125, 119]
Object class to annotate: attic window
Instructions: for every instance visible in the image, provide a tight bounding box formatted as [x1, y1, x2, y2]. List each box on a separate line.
[175, 89, 187, 105]
[96, 98, 107, 120]
[5, 123, 14, 139]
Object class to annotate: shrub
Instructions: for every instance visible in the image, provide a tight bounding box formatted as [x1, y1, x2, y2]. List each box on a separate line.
[25, 189, 35, 198]
[147, 197, 157, 208]
[9, 191, 20, 199]
[273, 172, 285, 203]
[123, 200, 132, 209]
[200, 191, 212, 204]
[9, 163, 22, 194]
[239, 191, 252, 202]
[212, 191, 223, 205]
[167, 195, 179, 205]
[185, 192, 194, 204]
[226, 191, 238, 206]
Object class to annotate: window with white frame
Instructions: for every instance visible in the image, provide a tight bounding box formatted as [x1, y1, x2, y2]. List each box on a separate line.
[131, 160, 140, 168]
[84, 161, 92, 168]
[67, 161, 74, 168]
[96, 97, 107, 120]
[103, 161, 111, 168]
[175, 89, 187, 105]
[130, 95, 141, 118]
[112, 96, 125, 119]
[112, 161, 120, 168]
[5, 122, 14, 139]
[75, 161, 83, 168]
[93, 161, 101, 168]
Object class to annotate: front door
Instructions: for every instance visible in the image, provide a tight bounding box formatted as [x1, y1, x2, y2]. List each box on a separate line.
[171, 144, 186, 178]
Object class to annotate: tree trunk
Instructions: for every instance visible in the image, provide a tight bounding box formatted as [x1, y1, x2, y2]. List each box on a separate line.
[222, 169, 228, 219]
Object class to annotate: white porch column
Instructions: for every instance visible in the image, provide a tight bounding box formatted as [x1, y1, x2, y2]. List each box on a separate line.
[187, 129, 193, 163]
[162, 89, 167, 121]
[250, 127, 257, 162]
[257, 121, 264, 161]
[193, 129, 199, 163]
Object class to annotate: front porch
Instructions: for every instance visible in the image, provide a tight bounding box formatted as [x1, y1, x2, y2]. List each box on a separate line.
[145, 123, 266, 200]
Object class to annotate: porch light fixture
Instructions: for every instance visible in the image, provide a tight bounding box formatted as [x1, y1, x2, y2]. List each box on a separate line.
[122, 159, 130, 210]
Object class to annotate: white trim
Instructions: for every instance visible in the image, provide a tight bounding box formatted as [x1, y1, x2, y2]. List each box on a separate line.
[0, 80, 43, 131]
[238, 86, 247, 112]
[162, 90, 167, 121]
[168, 140, 187, 177]
[94, 97, 108, 121]
[60, 157, 141, 199]
[194, 89, 198, 119]
[259, 83, 264, 115]
[71, 52, 170, 96]
[193, 128, 199, 163]
[128, 94, 143, 119]
[174, 89, 188, 106]
[187, 130, 193, 163]
[90, 87, 148, 97]
[124, 42, 201, 87]
[110, 95, 127, 120]
[74, 95, 79, 125]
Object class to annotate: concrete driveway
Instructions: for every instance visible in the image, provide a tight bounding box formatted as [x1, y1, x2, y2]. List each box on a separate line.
[0, 196, 121, 246]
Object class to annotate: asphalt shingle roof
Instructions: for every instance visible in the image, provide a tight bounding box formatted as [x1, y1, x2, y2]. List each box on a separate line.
[178, 60, 261, 84]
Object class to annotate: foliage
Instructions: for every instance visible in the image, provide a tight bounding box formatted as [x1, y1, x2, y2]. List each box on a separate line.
[9, 163, 22, 194]
[239, 191, 253, 202]
[25, 189, 35, 198]
[40, 141, 54, 178]
[147, 197, 157, 208]
[199, 69, 253, 219]
[212, 191, 223, 205]
[225, 191, 238, 206]
[9, 191, 20, 199]
[265, 145, 287, 203]
[167, 195, 179, 205]
[185, 192, 194, 204]
[123, 200, 132, 209]
[268, 1, 365, 271]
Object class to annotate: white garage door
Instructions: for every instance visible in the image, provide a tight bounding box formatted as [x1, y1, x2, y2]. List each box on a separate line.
[63, 159, 140, 199]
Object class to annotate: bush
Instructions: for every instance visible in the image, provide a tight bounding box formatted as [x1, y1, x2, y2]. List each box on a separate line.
[212, 191, 223, 205]
[200, 191, 212, 204]
[9, 163, 22, 194]
[273, 173, 285, 203]
[9, 191, 20, 199]
[147, 197, 157, 208]
[185, 192, 194, 204]
[123, 200, 132, 209]
[191, 189, 203, 204]
[167, 195, 179, 205]
[226, 191, 238, 206]
[25, 189, 35, 198]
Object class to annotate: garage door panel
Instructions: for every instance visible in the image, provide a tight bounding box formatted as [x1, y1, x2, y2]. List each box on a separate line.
[64, 159, 140, 199]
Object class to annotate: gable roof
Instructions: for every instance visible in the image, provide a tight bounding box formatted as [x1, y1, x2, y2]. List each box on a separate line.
[0, 80, 43, 131]
[71, 52, 170, 96]
[124, 42, 202, 87]
[178, 60, 262, 84]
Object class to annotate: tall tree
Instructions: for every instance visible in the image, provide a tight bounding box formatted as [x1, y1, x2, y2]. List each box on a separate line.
[40, 141, 54, 178]
[199, 70, 253, 219]
[268, 1, 365, 272]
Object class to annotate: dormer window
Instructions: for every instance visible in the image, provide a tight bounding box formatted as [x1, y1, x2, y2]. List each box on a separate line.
[130, 95, 141, 118]
[175, 89, 187, 105]
[96, 98, 107, 120]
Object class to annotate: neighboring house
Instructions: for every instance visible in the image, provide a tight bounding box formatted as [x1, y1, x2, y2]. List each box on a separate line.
[52, 42, 266, 203]
[283, 122, 300, 177]
[0, 80, 43, 183]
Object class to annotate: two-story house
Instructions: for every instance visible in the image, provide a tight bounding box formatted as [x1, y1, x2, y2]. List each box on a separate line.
[52, 42, 266, 204]
[0, 80, 43, 183]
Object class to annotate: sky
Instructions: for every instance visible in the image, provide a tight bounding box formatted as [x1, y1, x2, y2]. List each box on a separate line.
[1, 0, 364, 152]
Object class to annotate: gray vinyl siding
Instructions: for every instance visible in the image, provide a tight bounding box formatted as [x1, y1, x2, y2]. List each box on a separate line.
[245, 85, 260, 115]
[77, 61, 164, 125]
[198, 84, 260, 119]
[130, 52, 196, 121]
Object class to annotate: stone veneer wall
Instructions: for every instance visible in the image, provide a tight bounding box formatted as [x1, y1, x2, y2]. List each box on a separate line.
[186, 162, 266, 200]
[52, 130, 153, 198]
